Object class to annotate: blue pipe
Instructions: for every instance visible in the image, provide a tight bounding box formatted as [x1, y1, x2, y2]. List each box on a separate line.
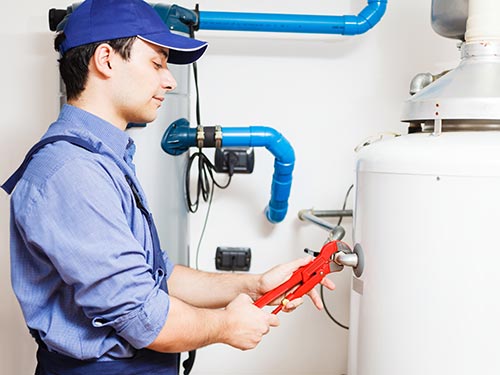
[198, 0, 387, 35]
[161, 119, 295, 224]
[161, 118, 196, 156]
[222, 127, 295, 224]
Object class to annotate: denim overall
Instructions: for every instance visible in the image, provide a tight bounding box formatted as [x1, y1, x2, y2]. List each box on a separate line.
[2, 135, 180, 375]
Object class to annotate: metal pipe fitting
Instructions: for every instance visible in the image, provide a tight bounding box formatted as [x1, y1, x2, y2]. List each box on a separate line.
[306, 209, 353, 218]
[298, 209, 337, 231]
[334, 252, 359, 268]
[329, 226, 346, 241]
[298, 209, 346, 240]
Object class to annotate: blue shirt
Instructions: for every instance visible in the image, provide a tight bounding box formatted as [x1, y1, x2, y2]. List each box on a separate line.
[9, 104, 174, 360]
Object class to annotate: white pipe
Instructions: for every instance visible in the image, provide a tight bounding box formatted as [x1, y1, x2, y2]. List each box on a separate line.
[465, 0, 500, 42]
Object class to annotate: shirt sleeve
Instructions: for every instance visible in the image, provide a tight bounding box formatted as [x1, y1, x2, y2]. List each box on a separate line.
[14, 157, 169, 349]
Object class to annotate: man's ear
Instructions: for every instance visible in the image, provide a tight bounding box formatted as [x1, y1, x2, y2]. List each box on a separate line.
[92, 43, 115, 77]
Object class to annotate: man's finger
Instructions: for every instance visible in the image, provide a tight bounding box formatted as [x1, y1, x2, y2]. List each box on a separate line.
[321, 277, 336, 291]
[308, 289, 324, 310]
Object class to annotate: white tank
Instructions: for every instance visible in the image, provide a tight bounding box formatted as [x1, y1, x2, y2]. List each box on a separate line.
[349, 2, 500, 371]
[348, 131, 500, 374]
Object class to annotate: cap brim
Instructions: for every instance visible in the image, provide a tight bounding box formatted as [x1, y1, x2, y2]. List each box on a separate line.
[138, 33, 208, 65]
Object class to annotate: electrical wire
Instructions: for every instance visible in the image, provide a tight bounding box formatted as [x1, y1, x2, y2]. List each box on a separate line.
[321, 183, 354, 330]
[192, 61, 201, 126]
[189, 23, 202, 127]
[337, 184, 354, 226]
[194, 176, 214, 270]
[185, 151, 231, 214]
[320, 284, 349, 330]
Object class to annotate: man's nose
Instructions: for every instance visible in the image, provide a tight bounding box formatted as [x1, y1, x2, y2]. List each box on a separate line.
[162, 68, 177, 92]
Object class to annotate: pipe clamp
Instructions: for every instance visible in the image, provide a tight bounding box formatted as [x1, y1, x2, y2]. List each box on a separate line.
[215, 125, 222, 148]
[196, 125, 205, 149]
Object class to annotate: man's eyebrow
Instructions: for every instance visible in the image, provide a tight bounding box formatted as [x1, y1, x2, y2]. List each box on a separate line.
[157, 48, 169, 60]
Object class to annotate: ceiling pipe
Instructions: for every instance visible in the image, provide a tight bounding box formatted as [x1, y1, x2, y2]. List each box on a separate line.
[465, 0, 500, 42]
[197, 0, 387, 35]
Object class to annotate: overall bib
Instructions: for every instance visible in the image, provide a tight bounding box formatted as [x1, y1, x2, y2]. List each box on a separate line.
[2, 135, 181, 375]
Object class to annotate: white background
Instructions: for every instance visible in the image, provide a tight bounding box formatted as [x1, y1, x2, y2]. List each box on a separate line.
[0, 1, 458, 374]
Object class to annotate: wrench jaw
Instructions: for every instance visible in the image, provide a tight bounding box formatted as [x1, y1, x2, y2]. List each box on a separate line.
[336, 241, 352, 254]
[329, 261, 344, 273]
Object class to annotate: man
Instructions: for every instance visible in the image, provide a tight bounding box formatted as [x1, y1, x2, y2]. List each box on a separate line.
[3, 0, 335, 374]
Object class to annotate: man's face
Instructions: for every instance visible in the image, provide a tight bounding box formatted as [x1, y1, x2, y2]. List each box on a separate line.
[111, 39, 177, 125]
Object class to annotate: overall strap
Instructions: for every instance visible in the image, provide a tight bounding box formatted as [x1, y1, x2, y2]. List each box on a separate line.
[1, 136, 99, 194]
[125, 175, 168, 292]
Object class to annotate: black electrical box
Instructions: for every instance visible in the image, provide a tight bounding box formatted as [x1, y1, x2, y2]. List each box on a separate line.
[214, 147, 254, 174]
[215, 247, 251, 271]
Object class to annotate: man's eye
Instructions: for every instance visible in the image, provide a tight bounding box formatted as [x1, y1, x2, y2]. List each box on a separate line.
[153, 62, 162, 69]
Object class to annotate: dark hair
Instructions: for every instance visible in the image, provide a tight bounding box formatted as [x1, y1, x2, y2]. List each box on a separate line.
[54, 33, 137, 100]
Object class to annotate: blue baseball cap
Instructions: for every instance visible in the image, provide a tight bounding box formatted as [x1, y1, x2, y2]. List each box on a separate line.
[59, 0, 208, 64]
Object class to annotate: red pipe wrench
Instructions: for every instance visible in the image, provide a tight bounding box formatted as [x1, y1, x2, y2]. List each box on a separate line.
[254, 240, 350, 314]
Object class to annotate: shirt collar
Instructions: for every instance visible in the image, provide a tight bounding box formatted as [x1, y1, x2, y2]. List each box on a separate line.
[56, 104, 132, 160]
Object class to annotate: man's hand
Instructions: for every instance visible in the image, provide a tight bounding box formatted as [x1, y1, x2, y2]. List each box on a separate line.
[222, 294, 279, 350]
[256, 256, 336, 312]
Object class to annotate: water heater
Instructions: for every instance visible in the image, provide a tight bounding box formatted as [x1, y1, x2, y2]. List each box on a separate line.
[348, 0, 500, 373]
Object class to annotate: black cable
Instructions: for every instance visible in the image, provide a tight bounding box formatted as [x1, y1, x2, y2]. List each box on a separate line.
[185, 151, 231, 214]
[193, 62, 201, 126]
[320, 284, 349, 330]
[184, 23, 232, 215]
[320, 183, 354, 329]
[186, 23, 227, 213]
[189, 25, 201, 126]
[337, 184, 354, 226]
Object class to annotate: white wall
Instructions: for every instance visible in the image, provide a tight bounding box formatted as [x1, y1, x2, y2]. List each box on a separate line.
[0, 1, 458, 374]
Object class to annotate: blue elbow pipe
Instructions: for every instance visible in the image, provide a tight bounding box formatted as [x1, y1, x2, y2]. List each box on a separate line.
[161, 119, 295, 223]
[161, 118, 196, 156]
[221, 127, 295, 224]
[198, 0, 387, 35]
